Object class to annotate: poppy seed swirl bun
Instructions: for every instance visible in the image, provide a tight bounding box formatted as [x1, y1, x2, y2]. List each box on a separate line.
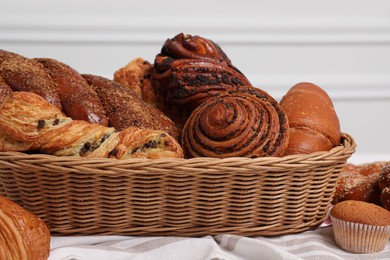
[181, 88, 289, 158]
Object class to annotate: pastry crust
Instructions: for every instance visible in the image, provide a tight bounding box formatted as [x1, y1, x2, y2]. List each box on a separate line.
[182, 88, 289, 158]
[0, 49, 61, 109]
[83, 74, 180, 141]
[35, 58, 108, 126]
[0, 91, 183, 159]
[0, 196, 50, 260]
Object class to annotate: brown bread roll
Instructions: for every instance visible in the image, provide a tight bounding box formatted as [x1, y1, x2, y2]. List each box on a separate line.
[34, 58, 108, 126]
[82, 74, 180, 141]
[0, 75, 13, 108]
[0, 49, 62, 109]
[181, 88, 289, 158]
[279, 82, 341, 155]
[0, 196, 50, 260]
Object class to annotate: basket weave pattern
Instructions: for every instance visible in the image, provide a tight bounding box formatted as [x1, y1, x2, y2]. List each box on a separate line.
[0, 134, 355, 237]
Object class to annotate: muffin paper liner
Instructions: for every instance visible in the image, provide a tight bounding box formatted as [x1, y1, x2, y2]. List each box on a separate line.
[331, 216, 390, 253]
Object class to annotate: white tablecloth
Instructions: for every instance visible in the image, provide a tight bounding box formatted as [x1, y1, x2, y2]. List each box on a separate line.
[49, 154, 390, 260]
[49, 227, 390, 260]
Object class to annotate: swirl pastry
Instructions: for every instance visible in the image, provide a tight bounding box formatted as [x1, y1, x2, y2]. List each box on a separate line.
[152, 33, 252, 127]
[181, 88, 289, 158]
[157, 33, 232, 65]
[157, 59, 252, 109]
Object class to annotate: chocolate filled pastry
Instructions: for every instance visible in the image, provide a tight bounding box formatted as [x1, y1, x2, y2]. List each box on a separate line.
[0, 49, 62, 109]
[181, 88, 289, 158]
[82, 74, 180, 141]
[156, 59, 252, 109]
[0, 91, 183, 159]
[157, 33, 233, 66]
[0, 196, 50, 260]
[152, 33, 252, 127]
[35, 58, 108, 126]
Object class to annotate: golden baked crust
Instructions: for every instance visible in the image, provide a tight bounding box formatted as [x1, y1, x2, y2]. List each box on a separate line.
[331, 200, 390, 226]
[280, 82, 341, 155]
[0, 49, 61, 109]
[83, 74, 180, 141]
[0, 91, 184, 159]
[0, 196, 50, 260]
[113, 57, 158, 107]
[35, 58, 108, 126]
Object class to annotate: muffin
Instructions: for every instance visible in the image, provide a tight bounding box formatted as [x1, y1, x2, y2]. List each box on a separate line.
[330, 200, 390, 253]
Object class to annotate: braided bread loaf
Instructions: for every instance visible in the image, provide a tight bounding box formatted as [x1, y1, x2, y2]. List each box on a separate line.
[0, 49, 180, 141]
[0, 91, 183, 159]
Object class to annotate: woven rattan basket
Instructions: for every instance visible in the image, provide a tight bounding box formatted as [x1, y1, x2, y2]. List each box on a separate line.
[0, 133, 355, 237]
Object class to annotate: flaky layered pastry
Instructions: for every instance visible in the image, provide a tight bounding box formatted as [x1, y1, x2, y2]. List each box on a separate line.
[0, 196, 50, 260]
[182, 88, 289, 158]
[0, 91, 183, 159]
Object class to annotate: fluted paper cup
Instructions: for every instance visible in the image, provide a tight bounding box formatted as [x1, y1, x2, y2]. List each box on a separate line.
[331, 216, 390, 253]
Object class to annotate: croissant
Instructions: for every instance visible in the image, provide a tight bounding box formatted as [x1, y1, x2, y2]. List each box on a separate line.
[280, 82, 341, 155]
[181, 88, 289, 158]
[0, 91, 183, 159]
[0, 196, 50, 260]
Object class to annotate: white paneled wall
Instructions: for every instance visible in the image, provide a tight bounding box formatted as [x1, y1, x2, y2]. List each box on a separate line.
[1, 0, 390, 160]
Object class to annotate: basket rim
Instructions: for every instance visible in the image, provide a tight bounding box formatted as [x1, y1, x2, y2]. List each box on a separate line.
[0, 132, 356, 165]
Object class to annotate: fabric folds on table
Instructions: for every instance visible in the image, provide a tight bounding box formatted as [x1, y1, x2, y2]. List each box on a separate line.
[49, 227, 390, 260]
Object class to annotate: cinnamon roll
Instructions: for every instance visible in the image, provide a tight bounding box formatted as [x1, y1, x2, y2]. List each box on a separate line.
[156, 59, 252, 109]
[158, 33, 232, 65]
[181, 88, 289, 158]
[152, 33, 252, 127]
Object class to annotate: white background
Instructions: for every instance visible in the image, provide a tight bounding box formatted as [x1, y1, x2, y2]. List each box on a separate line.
[1, 0, 389, 160]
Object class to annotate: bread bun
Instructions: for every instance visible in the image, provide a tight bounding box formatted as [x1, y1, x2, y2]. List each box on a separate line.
[280, 82, 341, 155]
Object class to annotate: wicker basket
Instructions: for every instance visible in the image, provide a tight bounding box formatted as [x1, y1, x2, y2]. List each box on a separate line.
[0, 133, 355, 237]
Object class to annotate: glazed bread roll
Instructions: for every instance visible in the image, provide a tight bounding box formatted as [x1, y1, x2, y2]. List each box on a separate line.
[34, 58, 108, 126]
[0, 50, 61, 109]
[280, 82, 341, 155]
[0, 196, 50, 260]
[0, 91, 183, 159]
[82, 74, 180, 141]
[182, 88, 289, 158]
